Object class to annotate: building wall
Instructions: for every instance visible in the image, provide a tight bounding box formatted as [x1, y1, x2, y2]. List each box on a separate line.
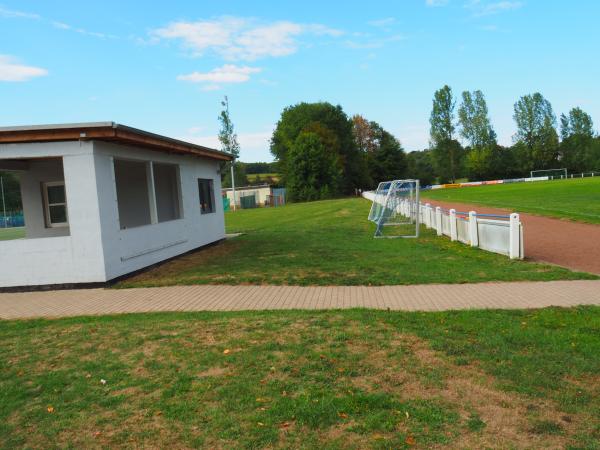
[92, 141, 225, 281]
[0, 139, 226, 287]
[20, 158, 69, 238]
[223, 185, 272, 206]
[0, 141, 107, 287]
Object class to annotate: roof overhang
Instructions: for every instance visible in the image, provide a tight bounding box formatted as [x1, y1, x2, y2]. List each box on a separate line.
[0, 122, 233, 162]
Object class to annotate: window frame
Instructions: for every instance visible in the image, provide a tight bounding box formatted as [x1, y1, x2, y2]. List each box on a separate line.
[198, 178, 215, 214]
[42, 181, 69, 228]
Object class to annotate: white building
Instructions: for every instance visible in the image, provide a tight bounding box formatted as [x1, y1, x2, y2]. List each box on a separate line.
[0, 122, 231, 289]
[222, 184, 273, 208]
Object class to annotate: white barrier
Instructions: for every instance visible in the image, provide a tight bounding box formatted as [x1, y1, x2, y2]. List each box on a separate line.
[362, 192, 524, 259]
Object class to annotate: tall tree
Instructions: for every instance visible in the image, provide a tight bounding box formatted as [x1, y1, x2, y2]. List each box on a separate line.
[218, 96, 243, 188]
[271, 102, 367, 194]
[513, 93, 559, 172]
[458, 90, 497, 180]
[458, 90, 496, 149]
[560, 107, 595, 172]
[218, 96, 240, 159]
[285, 131, 342, 201]
[429, 85, 456, 145]
[430, 85, 461, 182]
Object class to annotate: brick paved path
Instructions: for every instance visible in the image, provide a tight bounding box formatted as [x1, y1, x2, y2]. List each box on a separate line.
[1, 280, 599, 319]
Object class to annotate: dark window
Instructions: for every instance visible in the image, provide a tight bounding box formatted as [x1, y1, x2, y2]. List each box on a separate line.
[198, 179, 215, 214]
[114, 159, 151, 229]
[153, 163, 181, 222]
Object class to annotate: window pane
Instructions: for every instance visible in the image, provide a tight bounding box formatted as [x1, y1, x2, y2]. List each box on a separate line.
[198, 179, 215, 214]
[47, 184, 66, 204]
[49, 205, 67, 224]
[153, 163, 181, 222]
[114, 159, 151, 229]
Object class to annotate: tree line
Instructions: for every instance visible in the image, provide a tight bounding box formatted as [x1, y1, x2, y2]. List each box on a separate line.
[428, 85, 600, 183]
[268, 91, 599, 201]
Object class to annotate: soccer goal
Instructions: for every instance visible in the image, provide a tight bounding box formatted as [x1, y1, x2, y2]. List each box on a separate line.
[530, 168, 567, 180]
[367, 179, 420, 238]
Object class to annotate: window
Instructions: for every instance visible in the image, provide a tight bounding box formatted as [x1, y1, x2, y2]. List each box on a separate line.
[42, 181, 68, 227]
[114, 159, 152, 229]
[198, 179, 215, 214]
[153, 163, 182, 222]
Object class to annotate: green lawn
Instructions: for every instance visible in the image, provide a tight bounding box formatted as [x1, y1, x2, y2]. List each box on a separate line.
[119, 198, 594, 288]
[422, 177, 600, 224]
[0, 227, 25, 241]
[1, 307, 598, 448]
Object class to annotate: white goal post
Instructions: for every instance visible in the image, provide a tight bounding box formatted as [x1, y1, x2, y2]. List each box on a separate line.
[530, 168, 567, 179]
[367, 179, 420, 238]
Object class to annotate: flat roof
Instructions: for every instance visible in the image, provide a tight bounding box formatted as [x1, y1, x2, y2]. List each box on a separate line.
[0, 122, 233, 161]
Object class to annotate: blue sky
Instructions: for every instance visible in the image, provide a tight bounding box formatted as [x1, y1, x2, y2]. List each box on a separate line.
[1, 0, 599, 162]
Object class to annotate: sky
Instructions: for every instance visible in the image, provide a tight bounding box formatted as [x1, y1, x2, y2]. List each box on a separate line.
[1, 0, 599, 162]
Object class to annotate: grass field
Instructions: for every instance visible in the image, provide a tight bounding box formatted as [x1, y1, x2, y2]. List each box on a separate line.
[119, 198, 594, 288]
[422, 177, 600, 224]
[1, 307, 598, 448]
[0, 227, 25, 241]
[246, 173, 281, 183]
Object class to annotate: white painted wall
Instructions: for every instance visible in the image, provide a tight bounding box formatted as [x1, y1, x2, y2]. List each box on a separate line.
[0, 139, 226, 287]
[0, 141, 107, 286]
[93, 141, 225, 281]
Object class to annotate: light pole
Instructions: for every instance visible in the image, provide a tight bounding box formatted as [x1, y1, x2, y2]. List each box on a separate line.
[230, 159, 237, 212]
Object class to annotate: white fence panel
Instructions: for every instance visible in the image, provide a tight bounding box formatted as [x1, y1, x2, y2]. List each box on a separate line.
[361, 191, 524, 259]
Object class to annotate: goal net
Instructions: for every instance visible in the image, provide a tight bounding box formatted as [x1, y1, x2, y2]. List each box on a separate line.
[530, 168, 567, 179]
[367, 179, 420, 238]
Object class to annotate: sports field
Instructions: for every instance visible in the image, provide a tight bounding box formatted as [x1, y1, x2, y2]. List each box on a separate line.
[0, 227, 25, 241]
[119, 198, 593, 288]
[421, 178, 600, 224]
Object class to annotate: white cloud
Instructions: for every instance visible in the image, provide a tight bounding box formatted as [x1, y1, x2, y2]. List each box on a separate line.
[466, 0, 523, 17]
[152, 17, 343, 61]
[0, 5, 114, 39]
[0, 55, 47, 82]
[0, 6, 40, 19]
[177, 64, 261, 90]
[426, 0, 449, 6]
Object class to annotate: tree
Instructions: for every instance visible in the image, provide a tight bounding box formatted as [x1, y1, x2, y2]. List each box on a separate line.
[430, 85, 456, 145]
[218, 96, 240, 159]
[430, 85, 461, 182]
[513, 93, 559, 172]
[364, 122, 406, 186]
[286, 131, 342, 201]
[271, 102, 367, 194]
[458, 90, 497, 180]
[559, 107, 595, 172]
[352, 114, 378, 154]
[432, 139, 464, 183]
[406, 150, 435, 186]
[218, 96, 242, 190]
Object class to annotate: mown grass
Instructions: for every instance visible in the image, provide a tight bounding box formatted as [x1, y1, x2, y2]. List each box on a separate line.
[0, 227, 25, 241]
[119, 197, 594, 288]
[1, 307, 598, 448]
[246, 173, 281, 183]
[422, 177, 600, 224]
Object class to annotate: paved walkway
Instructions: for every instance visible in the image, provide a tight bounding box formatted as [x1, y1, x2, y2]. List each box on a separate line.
[1, 280, 599, 319]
